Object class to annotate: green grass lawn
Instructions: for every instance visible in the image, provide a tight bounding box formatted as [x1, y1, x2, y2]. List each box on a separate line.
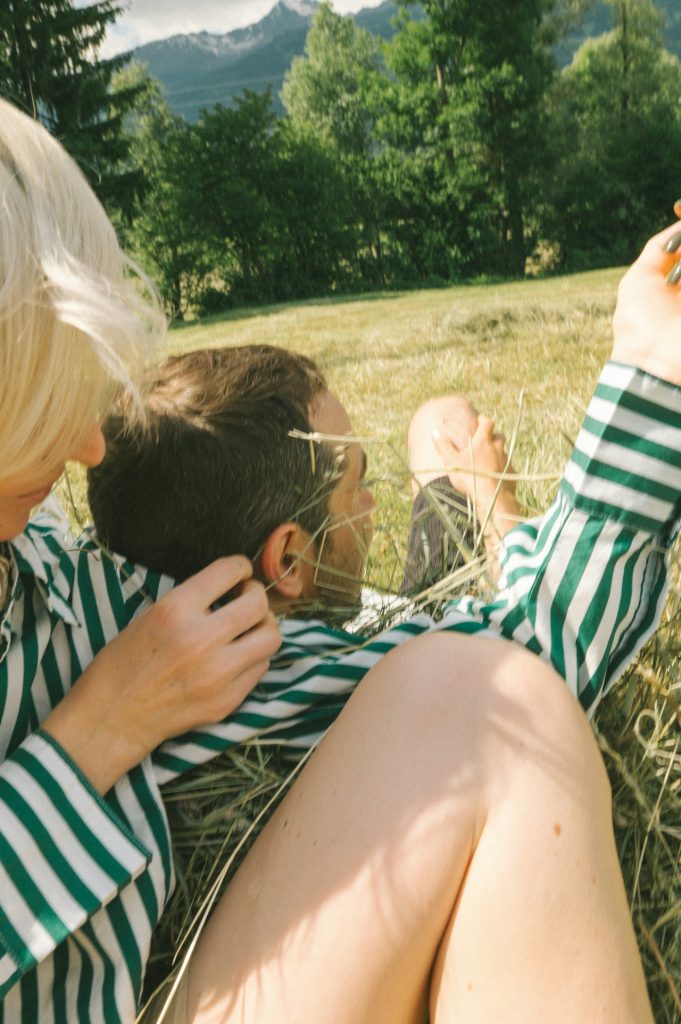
[58, 270, 680, 1022]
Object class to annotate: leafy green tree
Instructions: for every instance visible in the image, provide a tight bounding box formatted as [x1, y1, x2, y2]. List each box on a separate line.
[282, 2, 381, 159]
[545, 0, 681, 267]
[0, 1, 142, 214]
[282, 3, 387, 283]
[384, 0, 560, 277]
[119, 69, 206, 319]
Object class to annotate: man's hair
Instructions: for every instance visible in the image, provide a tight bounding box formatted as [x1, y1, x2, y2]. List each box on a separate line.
[87, 345, 339, 581]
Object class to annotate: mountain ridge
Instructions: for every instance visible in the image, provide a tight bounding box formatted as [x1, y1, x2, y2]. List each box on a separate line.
[133, 0, 681, 122]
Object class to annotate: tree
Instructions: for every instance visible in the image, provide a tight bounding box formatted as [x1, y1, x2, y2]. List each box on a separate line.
[384, 0, 560, 277]
[282, 3, 387, 284]
[0, 1, 142, 215]
[544, 0, 681, 267]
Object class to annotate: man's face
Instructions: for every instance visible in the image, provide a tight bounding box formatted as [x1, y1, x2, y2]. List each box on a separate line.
[309, 389, 376, 607]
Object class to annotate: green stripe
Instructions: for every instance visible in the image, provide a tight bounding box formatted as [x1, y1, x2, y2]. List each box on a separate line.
[0, 777, 99, 913]
[571, 447, 679, 504]
[105, 892, 145, 1007]
[75, 922, 119, 1024]
[76, 928, 94, 1024]
[561, 480, 665, 534]
[574, 527, 637, 692]
[19, 957, 38, 1024]
[14, 743, 148, 884]
[76, 558, 106, 654]
[594, 380, 681, 428]
[39, 643, 69, 709]
[52, 939, 69, 1024]
[581, 414, 681, 468]
[8, 593, 38, 754]
[0, 825, 64, 963]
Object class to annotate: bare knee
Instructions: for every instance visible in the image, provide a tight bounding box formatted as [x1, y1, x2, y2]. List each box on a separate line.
[358, 630, 610, 807]
[407, 395, 479, 492]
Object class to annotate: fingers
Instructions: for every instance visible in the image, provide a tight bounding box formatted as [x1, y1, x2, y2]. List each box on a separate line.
[474, 415, 495, 442]
[212, 579, 274, 644]
[175, 555, 254, 609]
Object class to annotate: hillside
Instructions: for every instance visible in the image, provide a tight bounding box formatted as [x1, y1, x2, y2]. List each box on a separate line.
[133, 0, 681, 122]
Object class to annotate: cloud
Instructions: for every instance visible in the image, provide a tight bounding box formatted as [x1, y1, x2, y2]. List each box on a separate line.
[96, 0, 387, 56]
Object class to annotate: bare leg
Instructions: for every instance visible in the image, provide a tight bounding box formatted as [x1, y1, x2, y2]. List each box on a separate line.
[407, 395, 479, 497]
[184, 632, 651, 1023]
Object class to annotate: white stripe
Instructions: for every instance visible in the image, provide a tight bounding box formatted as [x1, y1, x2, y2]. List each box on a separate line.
[586, 394, 681, 453]
[563, 459, 673, 524]
[576, 421, 681, 491]
[30, 735, 150, 875]
[0, 951, 18, 988]
[603, 362, 681, 414]
[9, 762, 127, 900]
[0, 852, 58, 962]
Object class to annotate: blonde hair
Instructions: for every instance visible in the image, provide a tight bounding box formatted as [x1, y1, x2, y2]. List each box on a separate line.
[0, 99, 166, 478]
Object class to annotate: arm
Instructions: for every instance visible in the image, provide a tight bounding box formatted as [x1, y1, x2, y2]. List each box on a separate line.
[0, 551, 279, 993]
[445, 361, 681, 717]
[440, 219, 681, 715]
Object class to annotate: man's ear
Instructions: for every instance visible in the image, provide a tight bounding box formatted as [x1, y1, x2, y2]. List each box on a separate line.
[259, 522, 313, 599]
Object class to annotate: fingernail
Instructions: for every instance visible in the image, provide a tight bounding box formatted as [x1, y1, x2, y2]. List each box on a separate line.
[667, 261, 681, 285]
[663, 231, 681, 253]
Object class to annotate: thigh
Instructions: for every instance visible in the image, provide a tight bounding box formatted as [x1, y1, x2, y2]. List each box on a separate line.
[185, 632, 504, 1024]
[183, 631, 647, 1024]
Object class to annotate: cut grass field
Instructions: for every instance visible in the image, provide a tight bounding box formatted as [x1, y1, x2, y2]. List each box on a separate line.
[59, 269, 680, 1021]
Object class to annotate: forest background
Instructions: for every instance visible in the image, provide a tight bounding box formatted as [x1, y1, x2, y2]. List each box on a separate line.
[3, 0, 681, 319]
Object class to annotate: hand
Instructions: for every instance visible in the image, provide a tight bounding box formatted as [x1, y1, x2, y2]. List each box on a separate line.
[433, 415, 520, 567]
[43, 556, 281, 793]
[612, 208, 681, 385]
[434, 415, 517, 516]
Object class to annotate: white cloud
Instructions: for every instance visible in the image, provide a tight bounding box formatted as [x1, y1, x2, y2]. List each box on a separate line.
[95, 0, 388, 56]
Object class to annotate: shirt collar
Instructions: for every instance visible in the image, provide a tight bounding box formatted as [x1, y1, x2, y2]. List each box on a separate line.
[4, 507, 82, 632]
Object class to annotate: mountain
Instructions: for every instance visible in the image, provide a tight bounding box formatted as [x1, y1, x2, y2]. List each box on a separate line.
[133, 0, 681, 123]
[133, 1, 403, 122]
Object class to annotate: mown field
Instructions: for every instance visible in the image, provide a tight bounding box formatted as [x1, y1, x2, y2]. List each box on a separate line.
[60, 269, 680, 1021]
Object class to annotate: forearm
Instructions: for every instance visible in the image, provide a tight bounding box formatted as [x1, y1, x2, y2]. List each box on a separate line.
[442, 362, 681, 716]
[0, 731, 151, 995]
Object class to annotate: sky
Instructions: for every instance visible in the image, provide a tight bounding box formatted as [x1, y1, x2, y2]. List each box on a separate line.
[96, 1, 387, 56]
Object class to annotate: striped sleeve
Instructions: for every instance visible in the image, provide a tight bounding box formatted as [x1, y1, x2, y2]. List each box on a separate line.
[152, 615, 436, 783]
[442, 362, 681, 716]
[0, 730, 151, 997]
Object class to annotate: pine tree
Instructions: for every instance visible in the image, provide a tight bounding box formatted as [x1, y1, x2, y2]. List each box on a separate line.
[0, 1, 142, 214]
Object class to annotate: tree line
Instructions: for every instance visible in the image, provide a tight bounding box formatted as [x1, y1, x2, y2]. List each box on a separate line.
[3, 0, 681, 318]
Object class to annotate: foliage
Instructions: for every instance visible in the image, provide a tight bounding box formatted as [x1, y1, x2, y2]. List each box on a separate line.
[378, 0, 559, 277]
[0, 0, 143, 215]
[544, 0, 681, 268]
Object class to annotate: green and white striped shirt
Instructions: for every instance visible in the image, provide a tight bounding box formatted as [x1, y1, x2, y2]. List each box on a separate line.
[0, 362, 679, 1022]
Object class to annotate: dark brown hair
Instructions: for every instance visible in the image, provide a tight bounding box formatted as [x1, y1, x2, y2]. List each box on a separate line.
[87, 345, 338, 580]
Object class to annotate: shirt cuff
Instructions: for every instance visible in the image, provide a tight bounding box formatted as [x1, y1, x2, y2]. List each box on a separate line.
[0, 730, 150, 977]
[561, 361, 681, 534]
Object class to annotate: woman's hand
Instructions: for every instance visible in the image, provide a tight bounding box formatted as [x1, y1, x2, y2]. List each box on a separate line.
[612, 208, 681, 385]
[42, 556, 281, 794]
